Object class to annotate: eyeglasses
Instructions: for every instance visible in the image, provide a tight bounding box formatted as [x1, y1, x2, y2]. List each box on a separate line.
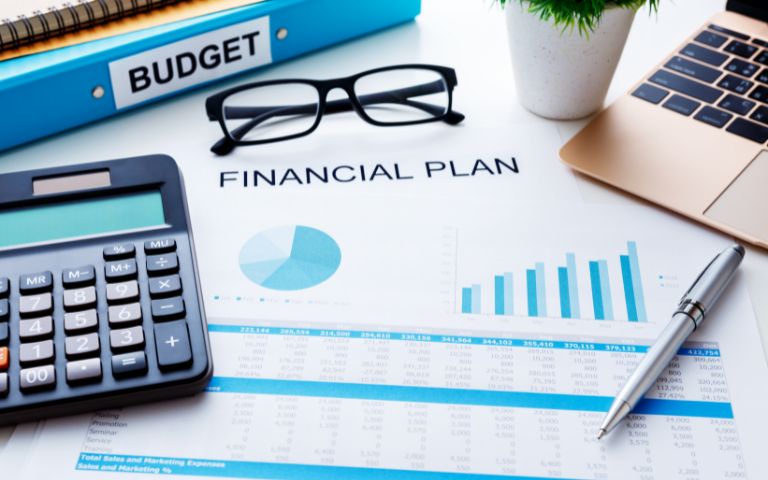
[205, 64, 465, 155]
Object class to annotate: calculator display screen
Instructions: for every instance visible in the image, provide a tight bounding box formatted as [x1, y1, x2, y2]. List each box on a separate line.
[0, 190, 166, 248]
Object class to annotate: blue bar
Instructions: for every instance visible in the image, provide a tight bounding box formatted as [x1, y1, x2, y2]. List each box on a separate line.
[471, 284, 481, 314]
[566, 253, 580, 318]
[503, 273, 514, 315]
[494, 275, 504, 315]
[77, 452, 587, 480]
[526, 269, 537, 317]
[206, 377, 734, 419]
[558, 267, 571, 318]
[621, 255, 638, 322]
[535, 262, 547, 317]
[461, 287, 472, 314]
[598, 260, 613, 321]
[627, 241, 647, 322]
[589, 261, 604, 320]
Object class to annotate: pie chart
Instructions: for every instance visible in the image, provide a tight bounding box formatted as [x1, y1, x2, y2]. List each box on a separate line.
[239, 225, 341, 290]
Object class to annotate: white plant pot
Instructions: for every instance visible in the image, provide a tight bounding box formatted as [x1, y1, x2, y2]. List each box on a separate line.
[505, 2, 636, 120]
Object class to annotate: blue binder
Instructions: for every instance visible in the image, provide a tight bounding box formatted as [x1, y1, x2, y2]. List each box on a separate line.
[0, 0, 420, 152]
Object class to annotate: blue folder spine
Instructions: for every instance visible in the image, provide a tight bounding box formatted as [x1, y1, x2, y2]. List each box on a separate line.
[0, 0, 420, 151]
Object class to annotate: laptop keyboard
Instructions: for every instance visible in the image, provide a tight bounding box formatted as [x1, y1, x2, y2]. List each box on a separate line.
[632, 24, 768, 144]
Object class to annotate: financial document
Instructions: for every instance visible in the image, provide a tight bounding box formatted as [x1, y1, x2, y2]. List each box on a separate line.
[5, 123, 768, 479]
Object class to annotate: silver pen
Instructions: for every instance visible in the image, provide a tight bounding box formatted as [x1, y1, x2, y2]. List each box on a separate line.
[597, 244, 745, 439]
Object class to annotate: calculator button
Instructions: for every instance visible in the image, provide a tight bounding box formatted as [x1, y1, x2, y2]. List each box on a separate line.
[66, 358, 102, 385]
[145, 238, 176, 254]
[62, 266, 96, 288]
[19, 340, 55, 366]
[19, 293, 53, 318]
[65, 333, 100, 359]
[151, 297, 185, 321]
[19, 316, 54, 341]
[146, 253, 179, 276]
[20, 365, 55, 392]
[154, 320, 192, 370]
[0, 347, 8, 370]
[109, 326, 144, 352]
[0, 324, 8, 346]
[106, 281, 140, 304]
[149, 275, 182, 298]
[19, 271, 53, 294]
[0, 373, 7, 397]
[112, 351, 148, 378]
[103, 243, 135, 260]
[0, 278, 8, 298]
[108, 303, 142, 327]
[63, 286, 97, 311]
[105, 259, 138, 282]
[0, 299, 7, 321]
[64, 310, 98, 334]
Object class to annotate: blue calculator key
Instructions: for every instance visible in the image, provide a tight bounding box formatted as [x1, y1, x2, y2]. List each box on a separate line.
[149, 275, 182, 298]
[112, 351, 148, 378]
[103, 243, 135, 260]
[0, 299, 7, 321]
[154, 320, 192, 370]
[19, 271, 53, 294]
[146, 253, 179, 276]
[62, 266, 96, 288]
[0, 324, 8, 345]
[145, 239, 176, 254]
[151, 297, 185, 321]
[105, 259, 138, 282]
[0, 278, 8, 298]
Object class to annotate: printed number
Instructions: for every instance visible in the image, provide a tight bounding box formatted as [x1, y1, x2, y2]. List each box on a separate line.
[32, 344, 41, 358]
[24, 368, 49, 385]
[120, 330, 134, 345]
[116, 284, 129, 297]
[77, 336, 90, 352]
[74, 289, 87, 304]
[31, 296, 42, 309]
[30, 320, 42, 333]
[118, 306, 133, 321]
[75, 313, 88, 327]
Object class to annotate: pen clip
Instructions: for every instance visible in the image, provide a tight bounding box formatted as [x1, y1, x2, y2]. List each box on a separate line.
[678, 252, 721, 307]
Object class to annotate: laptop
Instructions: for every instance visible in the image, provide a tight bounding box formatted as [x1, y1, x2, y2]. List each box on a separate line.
[560, 0, 768, 249]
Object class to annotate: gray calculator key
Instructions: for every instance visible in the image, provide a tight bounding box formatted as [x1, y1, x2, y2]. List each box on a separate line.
[145, 238, 176, 254]
[147, 253, 179, 276]
[110, 326, 144, 352]
[64, 286, 97, 311]
[0, 372, 7, 396]
[62, 266, 96, 288]
[105, 259, 138, 282]
[65, 333, 100, 359]
[19, 271, 53, 294]
[151, 297, 185, 321]
[0, 299, 7, 321]
[103, 243, 135, 260]
[149, 275, 182, 298]
[0, 324, 8, 346]
[106, 280, 140, 303]
[67, 358, 102, 384]
[20, 365, 55, 391]
[112, 351, 147, 378]
[19, 340, 55, 365]
[19, 316, 54, 341]
[108, 303, 142, 326]
[0, 278, 8, 298]
[154, 320, 192, 370]
[19, 293, 53, 318]
[64, 309, 98, 333]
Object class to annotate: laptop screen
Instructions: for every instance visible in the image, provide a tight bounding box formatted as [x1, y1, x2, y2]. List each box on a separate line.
[727, 0, 768, 22]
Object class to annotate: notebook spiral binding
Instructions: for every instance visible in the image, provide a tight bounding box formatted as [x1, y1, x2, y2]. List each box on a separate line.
[0, 0, 183, 52]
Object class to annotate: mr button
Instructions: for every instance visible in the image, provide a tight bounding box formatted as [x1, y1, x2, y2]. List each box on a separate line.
[154, 320, 192, 370]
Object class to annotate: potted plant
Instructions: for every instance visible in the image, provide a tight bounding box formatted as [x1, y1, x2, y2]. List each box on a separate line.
[501, 0, 659, 119]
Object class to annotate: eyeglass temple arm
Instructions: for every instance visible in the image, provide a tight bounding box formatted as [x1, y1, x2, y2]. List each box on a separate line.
[212, 81, 465, 154]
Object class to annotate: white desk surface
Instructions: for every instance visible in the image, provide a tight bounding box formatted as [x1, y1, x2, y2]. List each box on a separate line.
[1, 0, 765, 451]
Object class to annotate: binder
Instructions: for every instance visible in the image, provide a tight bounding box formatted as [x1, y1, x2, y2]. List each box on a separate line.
[0, 0, 421, 152]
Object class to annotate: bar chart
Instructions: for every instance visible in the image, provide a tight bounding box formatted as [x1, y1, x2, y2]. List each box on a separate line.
[460, 241, 647, 322]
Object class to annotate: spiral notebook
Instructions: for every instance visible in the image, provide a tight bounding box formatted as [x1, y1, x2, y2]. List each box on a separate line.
[0, 0, 259, 60]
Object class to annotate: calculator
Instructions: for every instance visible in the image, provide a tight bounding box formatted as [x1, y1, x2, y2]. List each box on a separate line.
[0, 155, 212, 424]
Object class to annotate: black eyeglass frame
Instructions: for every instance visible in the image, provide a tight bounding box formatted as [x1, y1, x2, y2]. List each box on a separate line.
[205, 64, 463, 152]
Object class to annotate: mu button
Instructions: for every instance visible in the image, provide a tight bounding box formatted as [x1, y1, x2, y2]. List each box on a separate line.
[154, 320, 191, 370]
